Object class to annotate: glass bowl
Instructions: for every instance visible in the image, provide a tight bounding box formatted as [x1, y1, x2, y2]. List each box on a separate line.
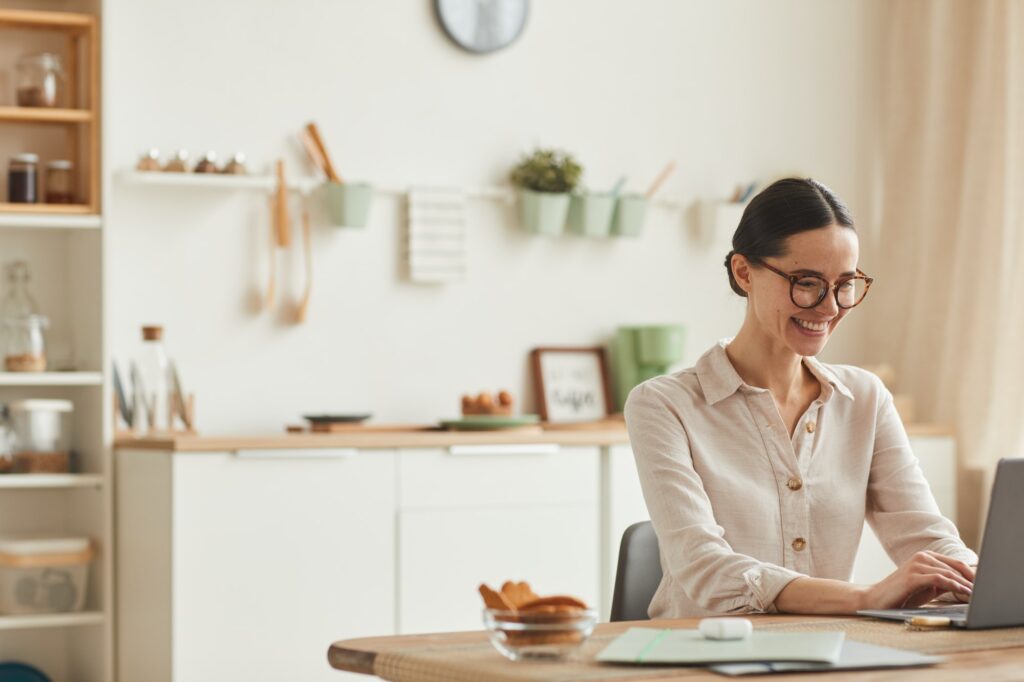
[483, 607, 597, 661]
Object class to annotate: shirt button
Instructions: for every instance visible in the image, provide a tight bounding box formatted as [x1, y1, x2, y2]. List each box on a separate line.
[806, 421, 816, 433]
[787, 477, 803, 491]
[792, 538, 807, 551]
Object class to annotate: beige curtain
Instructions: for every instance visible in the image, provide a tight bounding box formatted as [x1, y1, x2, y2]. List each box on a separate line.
[870, 0, 1024, 547]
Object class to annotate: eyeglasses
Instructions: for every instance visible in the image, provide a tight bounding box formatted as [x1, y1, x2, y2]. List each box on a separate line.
[751, 259, 874, 309]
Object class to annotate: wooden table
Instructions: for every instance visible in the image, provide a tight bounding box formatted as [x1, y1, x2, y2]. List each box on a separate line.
[328, 616, 1024, 681]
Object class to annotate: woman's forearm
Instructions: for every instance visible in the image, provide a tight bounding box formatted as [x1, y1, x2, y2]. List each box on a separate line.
[774, 577, 868, 614]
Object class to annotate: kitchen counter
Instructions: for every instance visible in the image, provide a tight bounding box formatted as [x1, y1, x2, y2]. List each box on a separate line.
[114, 422, 952, 452]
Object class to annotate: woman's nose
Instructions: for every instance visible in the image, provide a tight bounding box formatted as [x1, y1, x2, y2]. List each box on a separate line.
[816, 289, 839, 315]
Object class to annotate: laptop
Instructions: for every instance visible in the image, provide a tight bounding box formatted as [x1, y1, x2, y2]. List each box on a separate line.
[858, 457, 1024, 629]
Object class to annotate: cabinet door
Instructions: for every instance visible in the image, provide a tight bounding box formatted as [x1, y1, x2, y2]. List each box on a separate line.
[852, 435, 957, 584]
[172, 450, 395, 682]
[396, 444, 600, 634]
[398, 504, 599, 634]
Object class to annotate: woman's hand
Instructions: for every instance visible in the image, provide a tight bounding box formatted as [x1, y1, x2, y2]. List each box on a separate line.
[862, 551, 975, 610]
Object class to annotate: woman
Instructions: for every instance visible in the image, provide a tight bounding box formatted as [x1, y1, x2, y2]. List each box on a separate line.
[624, 178, 976, 617]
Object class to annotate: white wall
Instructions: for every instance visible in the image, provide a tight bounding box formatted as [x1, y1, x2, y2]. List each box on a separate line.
[104, 0, 880, 431]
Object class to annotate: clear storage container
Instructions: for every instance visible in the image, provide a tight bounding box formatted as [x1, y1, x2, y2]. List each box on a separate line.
[0, 537, 92, 614]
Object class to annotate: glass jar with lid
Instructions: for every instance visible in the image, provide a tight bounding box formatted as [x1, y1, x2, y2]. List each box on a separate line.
[15, 53, 65, 108]
[3, 399, 73, 473]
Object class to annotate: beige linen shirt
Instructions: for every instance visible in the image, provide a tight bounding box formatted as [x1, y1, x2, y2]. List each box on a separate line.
[624, 340, 976, 618]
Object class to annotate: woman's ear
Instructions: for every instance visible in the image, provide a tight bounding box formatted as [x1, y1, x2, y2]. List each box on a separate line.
[731, 253, 754, 295]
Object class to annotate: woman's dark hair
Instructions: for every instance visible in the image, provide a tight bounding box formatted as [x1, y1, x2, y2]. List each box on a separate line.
[725, 178, 855, 297]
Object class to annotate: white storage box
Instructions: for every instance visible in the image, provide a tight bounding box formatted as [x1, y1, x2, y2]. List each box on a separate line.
[0, 537, 93, 614]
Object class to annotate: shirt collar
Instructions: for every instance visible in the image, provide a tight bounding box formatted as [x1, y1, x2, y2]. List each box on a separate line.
[696, 340, 855, 406]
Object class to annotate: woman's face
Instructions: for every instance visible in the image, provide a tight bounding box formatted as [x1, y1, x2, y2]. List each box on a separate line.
[741, 224, 860, 357]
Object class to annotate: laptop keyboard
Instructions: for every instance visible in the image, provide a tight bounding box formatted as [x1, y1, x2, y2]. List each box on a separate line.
[904, 605, 968, 617]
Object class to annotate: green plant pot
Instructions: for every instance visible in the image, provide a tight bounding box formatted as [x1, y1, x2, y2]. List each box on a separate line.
[568, 192, 615, 237]
[324, 181, 374, 228]
[612, 194, 648, 237]
[519, 189, 570, 235]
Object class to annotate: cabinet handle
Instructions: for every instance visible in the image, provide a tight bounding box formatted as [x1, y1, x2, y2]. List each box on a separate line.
[447, 444, 560, 456]
[233, 448, 357, 460]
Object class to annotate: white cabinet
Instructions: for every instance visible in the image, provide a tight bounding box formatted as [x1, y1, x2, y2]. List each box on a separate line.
[396, 445, 600, 634]
[117, 448, 396, 682]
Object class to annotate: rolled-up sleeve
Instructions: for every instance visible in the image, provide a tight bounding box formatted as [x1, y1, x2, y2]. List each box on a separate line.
[867, 383, 977, 567]
[625, 383, 804, 615]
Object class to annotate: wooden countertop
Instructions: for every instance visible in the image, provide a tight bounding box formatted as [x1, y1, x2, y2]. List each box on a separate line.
[114, 422, 952, 452]
[114, 426, 633, 451]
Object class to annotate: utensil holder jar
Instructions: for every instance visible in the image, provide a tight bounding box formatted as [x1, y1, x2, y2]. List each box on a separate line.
[324, 181, 374, 228]
[568, 192, 615, 237]
[611, 194, 648, 237]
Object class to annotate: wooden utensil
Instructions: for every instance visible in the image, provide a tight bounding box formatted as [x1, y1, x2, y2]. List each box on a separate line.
[295, 198, 313, 323]
[274, 159, 292, 247]
[265, 195, 277, 310]
[304, 122, 342, 183]
[645, 161, 676, 199]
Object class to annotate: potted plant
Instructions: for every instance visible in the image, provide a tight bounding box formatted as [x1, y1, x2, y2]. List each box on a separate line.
[509, 148, 582, 235]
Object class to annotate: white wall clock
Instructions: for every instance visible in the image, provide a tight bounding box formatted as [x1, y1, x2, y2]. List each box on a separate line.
[434, 0, 529, 54]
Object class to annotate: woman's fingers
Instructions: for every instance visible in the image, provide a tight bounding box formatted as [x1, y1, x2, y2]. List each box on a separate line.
[926, 552, 976, 582]
[909, 570, 973, 597]
[920, 553, 975, 592]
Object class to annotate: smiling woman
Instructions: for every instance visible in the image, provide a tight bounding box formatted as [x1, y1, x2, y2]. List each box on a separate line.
[624, 178, 977, 619]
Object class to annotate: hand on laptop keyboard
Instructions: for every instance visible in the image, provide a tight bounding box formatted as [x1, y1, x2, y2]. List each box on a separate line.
[861, 550, 975, 610]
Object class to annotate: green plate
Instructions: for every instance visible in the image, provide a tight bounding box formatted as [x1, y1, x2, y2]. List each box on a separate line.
[439, 414, 540, 431]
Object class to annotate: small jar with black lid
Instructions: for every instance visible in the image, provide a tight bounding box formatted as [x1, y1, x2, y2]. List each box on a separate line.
[8, 154, 39, 204]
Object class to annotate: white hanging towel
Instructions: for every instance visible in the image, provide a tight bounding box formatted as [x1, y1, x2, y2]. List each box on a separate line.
[407, 187, 467, 283]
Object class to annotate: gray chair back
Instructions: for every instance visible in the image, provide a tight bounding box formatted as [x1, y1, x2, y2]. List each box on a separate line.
[609, 521, 662, 622]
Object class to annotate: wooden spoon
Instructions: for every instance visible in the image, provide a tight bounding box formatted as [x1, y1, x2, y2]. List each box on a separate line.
[275, 160, 291, 247]
[305, 122, 342, 183]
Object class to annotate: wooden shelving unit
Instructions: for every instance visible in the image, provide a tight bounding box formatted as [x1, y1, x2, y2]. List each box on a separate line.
[0, 9, 109, 681]
[0, 8, 100, 214]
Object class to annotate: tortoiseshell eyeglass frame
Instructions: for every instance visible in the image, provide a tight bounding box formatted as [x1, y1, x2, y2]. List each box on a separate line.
[749, 258, 874, 309]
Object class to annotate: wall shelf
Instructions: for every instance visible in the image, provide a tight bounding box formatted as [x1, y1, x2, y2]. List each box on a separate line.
[0, 611, 104, 631]
[0, 213, 101, 230]
[0, 474, 103, 489]
[118, 170, 690, 208]
[0, 106, 93, 124]
[0, 372, 102, 386]
[118, 169, 317, 193]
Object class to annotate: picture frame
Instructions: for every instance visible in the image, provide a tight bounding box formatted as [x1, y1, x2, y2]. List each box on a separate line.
[530, 347, 613, 423]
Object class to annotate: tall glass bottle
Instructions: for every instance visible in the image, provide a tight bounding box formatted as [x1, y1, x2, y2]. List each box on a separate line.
[137, 325, 171, 432]
[1, 261, 48, 372]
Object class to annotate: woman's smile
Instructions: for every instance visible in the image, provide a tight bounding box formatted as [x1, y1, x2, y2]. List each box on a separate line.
[791, 317, 831, 335]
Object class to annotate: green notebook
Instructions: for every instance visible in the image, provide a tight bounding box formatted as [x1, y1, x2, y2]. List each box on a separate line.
[596, 627, 845, 665]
